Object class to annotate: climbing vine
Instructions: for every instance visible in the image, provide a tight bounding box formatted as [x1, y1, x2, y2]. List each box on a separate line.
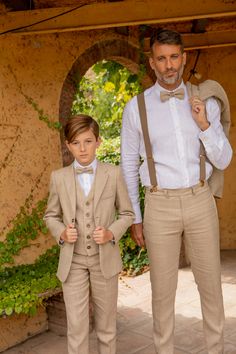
[0, 198, 48, 269]
[9, 65, 61, 131]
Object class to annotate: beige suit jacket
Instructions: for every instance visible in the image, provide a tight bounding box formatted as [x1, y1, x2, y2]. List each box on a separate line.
[44, 162, 135, 282]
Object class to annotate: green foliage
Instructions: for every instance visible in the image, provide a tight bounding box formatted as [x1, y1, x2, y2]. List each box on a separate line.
[97, 137, 121, 165]
[0, 198, 48, 268]
[0, 246, 60, 316]
[23, 93, 62, 131]
[72, 60, 142, 139]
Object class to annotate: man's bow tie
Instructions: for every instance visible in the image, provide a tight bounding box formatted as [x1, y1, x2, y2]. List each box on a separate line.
[76, 166, 94, 175]
[160, 88, 185, 102]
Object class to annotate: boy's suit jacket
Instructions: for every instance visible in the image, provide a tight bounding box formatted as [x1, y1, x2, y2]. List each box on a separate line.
[44, 161, 135, 282]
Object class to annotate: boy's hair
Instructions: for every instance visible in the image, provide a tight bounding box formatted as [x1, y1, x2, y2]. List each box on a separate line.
[64, 114, 99, 143]
[150, 28, 184, 53]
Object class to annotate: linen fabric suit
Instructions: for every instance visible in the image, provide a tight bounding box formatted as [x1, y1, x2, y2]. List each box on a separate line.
[44, 161, 134, 354]
[121, 80, 232, 354]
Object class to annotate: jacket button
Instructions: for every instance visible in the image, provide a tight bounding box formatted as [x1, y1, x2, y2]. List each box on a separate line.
[87, 235, 91, 239]
[86, 213, 90, 217]
[86, 201, 90, 206]
[86, 224, 90, 228]
[87, 245, 91, 249]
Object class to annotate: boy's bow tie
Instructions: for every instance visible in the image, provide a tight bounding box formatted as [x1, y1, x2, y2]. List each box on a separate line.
[160, 88, 185, 102]
[76, 166, 93, 174]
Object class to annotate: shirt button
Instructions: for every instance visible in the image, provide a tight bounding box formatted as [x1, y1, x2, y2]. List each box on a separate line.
[87, 235, 91, 239]
[86, 224, 90, 228]
[86, 213, 90, 217]
[87, 245, 91, 249]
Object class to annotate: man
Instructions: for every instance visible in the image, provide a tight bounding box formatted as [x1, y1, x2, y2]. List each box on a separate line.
[121, 28, 232, 354]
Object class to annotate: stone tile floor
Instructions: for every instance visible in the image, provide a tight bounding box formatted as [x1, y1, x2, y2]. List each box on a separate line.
[3, 251, 236, 354]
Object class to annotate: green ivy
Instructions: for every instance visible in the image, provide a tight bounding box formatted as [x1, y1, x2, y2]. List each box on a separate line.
[0, 246, 60, 316]
[0, 198, 48, 268]
[9, 65, 61, 131]
[22, 93, 62, 131]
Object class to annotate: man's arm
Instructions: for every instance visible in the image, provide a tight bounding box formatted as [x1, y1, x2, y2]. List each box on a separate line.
[121, 100, 145, 247]
[190, 96, 232, 169]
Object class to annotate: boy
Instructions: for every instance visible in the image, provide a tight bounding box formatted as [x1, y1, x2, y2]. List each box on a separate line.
[44, 114, 134, 354]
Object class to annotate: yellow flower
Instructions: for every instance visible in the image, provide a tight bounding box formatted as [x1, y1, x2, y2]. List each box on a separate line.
[104, 82, 115, 92]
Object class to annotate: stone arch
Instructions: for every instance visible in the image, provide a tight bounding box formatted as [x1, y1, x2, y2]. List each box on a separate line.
[59, 38, 154, 165]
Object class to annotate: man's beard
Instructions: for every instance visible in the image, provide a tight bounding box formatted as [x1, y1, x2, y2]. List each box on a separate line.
[156, 62, 185, 86]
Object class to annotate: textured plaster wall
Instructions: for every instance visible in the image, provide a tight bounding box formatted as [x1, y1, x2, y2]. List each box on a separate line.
[0, 28, 235, 269]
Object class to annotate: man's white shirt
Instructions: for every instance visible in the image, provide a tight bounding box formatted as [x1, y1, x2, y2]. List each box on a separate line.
[121, 81, 232, 223]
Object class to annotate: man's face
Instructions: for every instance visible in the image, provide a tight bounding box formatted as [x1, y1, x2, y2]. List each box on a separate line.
[149, 43, 186, 90]
[66, 129, 101, 166]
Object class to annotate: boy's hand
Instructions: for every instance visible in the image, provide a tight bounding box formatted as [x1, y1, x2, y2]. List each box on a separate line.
[60, 223, 78, 243]
[93, 226, 113, 244]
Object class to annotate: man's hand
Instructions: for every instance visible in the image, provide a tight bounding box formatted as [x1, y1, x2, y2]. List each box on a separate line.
[93, 226, 113, 244]
[60, 223, 78, 243]
[189, 96, 210, 131]
[131, 223, 145, 247]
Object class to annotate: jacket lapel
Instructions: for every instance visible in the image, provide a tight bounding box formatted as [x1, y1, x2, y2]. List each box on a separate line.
[63, 164, 76, 220]
[94, 162, 109, 211]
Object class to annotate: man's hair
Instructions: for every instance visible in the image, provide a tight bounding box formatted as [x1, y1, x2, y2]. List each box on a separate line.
[150, 28, 184, 53]
[64, 114, 99, 143]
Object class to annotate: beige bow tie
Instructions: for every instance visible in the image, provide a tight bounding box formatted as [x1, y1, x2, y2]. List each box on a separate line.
[76, 166, 93, 175]
[160, 88, 185, 102]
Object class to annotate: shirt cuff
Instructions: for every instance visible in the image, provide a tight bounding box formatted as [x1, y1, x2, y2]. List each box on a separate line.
[133, 204, 142, 224]
[199, 124, 217, 149]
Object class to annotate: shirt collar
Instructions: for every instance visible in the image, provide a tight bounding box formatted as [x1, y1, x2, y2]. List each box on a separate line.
[73, 158, 97, 172]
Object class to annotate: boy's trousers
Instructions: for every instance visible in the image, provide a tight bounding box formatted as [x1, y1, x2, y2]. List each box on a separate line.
[62, 253, 118, 354]
[143, 182, 224, 354]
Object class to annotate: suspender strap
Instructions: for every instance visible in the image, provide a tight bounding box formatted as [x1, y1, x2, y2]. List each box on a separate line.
[137, 92, 158, 192]
[137, 91, 206, 189]
[199, 140, 206, 184]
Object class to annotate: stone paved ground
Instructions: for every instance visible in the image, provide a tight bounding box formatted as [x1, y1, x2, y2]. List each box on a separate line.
[3, 251, 236, 354]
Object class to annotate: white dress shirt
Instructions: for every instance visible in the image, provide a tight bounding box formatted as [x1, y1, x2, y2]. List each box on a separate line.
[74, 159, 97, 196]
[121, 81, 232, 223]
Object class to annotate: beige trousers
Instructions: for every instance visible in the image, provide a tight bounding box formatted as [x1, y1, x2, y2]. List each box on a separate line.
[62, 253, 118, 354]
[143, 182, 224, 354]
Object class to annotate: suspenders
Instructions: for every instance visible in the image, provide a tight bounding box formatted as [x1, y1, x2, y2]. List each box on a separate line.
[137, 92, 206, 192]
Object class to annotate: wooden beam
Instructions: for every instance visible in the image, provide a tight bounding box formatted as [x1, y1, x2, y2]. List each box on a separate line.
[143, 30, 236, 51]
[0, 0, 236, 36]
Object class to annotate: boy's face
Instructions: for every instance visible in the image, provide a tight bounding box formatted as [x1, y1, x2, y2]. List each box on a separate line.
[66, 129, 101, 166]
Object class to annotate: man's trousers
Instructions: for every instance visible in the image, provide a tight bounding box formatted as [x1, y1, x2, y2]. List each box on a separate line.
[62, 253, 118, 354]
[143, 182, 224, 354]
